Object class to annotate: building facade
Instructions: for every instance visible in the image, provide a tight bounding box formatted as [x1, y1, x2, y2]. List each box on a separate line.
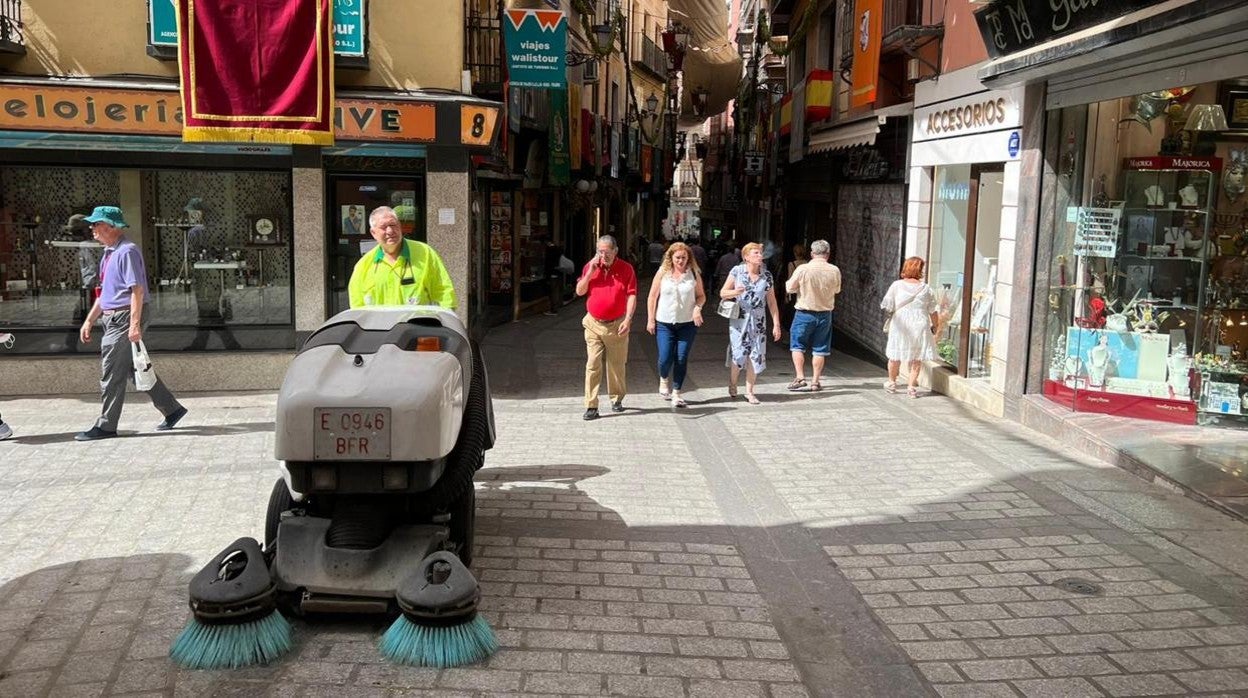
[0, 0, 499, 394]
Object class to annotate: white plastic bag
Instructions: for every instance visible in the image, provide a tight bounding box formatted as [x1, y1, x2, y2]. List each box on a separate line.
[131, 340, 157, 392]
[558, 254, 575, 276]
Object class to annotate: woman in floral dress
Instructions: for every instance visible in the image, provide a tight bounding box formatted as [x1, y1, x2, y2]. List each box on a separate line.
[720, 242, 782, 404]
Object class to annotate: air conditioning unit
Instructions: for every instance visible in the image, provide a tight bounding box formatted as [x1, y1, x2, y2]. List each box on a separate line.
[583, 60, 599, 83]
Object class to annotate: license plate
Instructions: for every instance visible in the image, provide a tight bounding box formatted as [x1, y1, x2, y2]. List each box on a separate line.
[313, 407, 391, 460]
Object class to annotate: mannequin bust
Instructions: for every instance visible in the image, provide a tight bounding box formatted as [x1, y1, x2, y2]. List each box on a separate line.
[1178, 184, 1200, 207]
[1168, 343, 1192, 397]
[1088, 333, 1111, 388]
[1144, 184, 1167, 206]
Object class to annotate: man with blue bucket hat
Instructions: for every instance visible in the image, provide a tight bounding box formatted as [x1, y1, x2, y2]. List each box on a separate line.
[76, 206, 187, 441]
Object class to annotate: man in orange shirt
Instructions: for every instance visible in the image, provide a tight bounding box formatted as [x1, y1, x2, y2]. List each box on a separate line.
[575, 235, 637, 420]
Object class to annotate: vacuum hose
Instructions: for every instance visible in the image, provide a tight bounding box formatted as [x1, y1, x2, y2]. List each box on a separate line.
[408, 341, 490, 512]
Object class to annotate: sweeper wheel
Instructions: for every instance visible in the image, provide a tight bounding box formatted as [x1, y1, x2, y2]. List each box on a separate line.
[264, 478, 293, 552]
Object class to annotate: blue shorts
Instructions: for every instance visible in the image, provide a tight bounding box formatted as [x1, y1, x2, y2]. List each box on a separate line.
[790, 309, 833, 356]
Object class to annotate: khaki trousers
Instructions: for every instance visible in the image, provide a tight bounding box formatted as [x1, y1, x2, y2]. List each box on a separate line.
[583, 313, 628, 408]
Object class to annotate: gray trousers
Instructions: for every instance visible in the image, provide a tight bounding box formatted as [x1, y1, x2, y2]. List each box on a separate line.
[96, 309, 181, 431]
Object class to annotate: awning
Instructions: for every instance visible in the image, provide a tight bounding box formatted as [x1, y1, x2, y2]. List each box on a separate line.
[807, 117, 882, 154]
[977, 0, 1248, 109]
[804, 103, 912, 154]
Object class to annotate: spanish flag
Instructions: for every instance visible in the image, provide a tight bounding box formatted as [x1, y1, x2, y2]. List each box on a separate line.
[177, 0, 335, 145]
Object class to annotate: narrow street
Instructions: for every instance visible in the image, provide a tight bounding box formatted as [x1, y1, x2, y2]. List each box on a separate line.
[4, 303, 1248, 697]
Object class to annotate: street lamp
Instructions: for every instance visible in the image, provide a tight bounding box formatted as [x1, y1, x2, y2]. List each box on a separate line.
[661, 23, 690, 54]
[592, 22, 614, 54]
[661, 23, 690, 73]
[691, 87, 709, 117]
[645, 92, 659, 115]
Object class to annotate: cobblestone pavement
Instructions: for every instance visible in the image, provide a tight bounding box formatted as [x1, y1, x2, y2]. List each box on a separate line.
[4, 303, 1248, 697]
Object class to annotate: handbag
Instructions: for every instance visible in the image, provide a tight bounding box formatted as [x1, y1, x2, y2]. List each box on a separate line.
[716, 298, 742, 320]
[881, 285, 925, 334]
[131, 340, 157, 392]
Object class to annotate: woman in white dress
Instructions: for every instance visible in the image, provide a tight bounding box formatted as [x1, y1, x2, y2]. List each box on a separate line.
[880, 256, 938, 398]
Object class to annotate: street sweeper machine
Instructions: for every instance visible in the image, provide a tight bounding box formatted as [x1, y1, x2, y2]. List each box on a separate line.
[171, 307, 499, 670]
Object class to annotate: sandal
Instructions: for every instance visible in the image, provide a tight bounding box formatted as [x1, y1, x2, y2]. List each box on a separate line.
[746, 392, 761, 405]
[907, 387, 919, 399]
[728, 382, 739, 399]
[786, 378, 808, 391]
[809, 382, 822, 392]
[672, 393, 688, 408]
[659, 378, 671, 400]
[884, 380, 897, 394]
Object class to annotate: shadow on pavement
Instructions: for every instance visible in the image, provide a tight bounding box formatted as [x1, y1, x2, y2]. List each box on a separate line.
[2, 458, 1247, 697]
[4, 422, 276, 445]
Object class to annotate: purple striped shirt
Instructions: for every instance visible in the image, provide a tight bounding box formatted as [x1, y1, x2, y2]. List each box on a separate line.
[99, 238, 150, 311]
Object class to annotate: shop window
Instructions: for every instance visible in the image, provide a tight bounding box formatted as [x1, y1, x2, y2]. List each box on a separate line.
[0, 166, 293, 353]
[326, 176, 424, 317]
[928, 164, 1003, 378]
[1041, 85, 1248, 427]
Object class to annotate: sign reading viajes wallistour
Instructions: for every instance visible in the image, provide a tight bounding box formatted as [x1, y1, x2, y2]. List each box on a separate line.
[504, 9, 568, 89]
[148, 0, 367, 58]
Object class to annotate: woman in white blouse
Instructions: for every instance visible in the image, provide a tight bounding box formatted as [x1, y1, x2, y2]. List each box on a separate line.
[646, 242, 706, 407]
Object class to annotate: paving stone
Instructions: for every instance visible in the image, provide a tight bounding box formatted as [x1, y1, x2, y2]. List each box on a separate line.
[1033, 655, 1119, 677]
[1092, 673, 1186, 696]
[972, 638, 1055, 658]
[1171, 668, 1248, 692]
[934, 683, 1020, 697]
[1107, 650, 1198, 672]
[957, 659, 1041, 681]
[1012, 677, 1104, 698]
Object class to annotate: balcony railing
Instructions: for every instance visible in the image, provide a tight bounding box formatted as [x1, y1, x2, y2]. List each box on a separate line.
[633, 36, 667, 79]
[0, 0, 24, 55]
[881, 0, 942, 54]
[464, 1, 502, 98]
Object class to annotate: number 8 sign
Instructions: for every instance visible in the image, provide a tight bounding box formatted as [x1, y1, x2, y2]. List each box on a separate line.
[460, 105, 500, 148]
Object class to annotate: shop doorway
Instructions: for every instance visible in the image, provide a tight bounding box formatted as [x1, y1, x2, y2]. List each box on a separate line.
[326, 175, 425, 316]
[929, 164, 1004, 378]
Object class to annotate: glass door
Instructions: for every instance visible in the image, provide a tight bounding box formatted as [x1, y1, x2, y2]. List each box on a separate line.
[326, 175, 424, 316]
[928, 163, 1004, 377]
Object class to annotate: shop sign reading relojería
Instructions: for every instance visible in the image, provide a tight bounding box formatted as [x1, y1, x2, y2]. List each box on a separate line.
[503, 9, 568, 89]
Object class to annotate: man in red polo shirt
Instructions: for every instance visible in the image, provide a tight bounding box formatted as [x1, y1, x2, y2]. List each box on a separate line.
[575, 235, 637, 420]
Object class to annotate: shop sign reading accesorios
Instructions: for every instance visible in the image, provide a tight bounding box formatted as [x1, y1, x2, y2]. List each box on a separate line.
[150, 0, 368, 58]
[912, 86, 1024, 142]
[503, 9, 568, 89]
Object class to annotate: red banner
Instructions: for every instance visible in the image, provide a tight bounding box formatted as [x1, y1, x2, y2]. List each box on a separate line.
[177, 0, 334, 144]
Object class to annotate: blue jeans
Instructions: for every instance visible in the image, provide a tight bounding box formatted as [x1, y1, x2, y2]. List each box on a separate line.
[789, 309, 833, 356]
[656, 321, 698, 390]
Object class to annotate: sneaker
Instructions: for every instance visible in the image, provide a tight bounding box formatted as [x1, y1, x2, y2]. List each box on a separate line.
[75, 426, 118, 441]
[610, 401, 625, 413]
[583, 408, 600, 421]
[0, 421, 11, 441]
[156, 406, 188, 431]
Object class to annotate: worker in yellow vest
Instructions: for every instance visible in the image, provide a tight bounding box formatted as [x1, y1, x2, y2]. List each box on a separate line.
[347, 206, 456, 309]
